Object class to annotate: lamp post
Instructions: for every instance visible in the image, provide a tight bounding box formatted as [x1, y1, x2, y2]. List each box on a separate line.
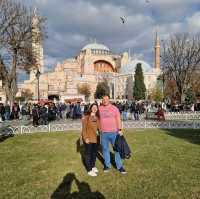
[162, 72, 165, 100]
[35, 69, 41, 102]
[159, 52, 165, 102]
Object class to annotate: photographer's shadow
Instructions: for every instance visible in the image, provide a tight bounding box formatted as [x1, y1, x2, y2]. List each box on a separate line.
[51, 172, 105, 199]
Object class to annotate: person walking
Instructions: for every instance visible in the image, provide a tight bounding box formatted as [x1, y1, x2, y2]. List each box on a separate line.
[4, 103, 10, 120]
[81, 103, 100, 177]
[0, 103, 5, 122]
[12, 103, 20, 119]
[99, 95, 127, 174]
[32, 104, 39, 127]
[134, 103, 140, 120]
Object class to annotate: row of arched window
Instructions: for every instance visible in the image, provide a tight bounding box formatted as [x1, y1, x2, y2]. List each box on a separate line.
[91, 49, 110, 55]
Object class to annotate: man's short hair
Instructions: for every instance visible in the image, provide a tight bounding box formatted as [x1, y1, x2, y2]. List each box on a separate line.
[102, 95, 110, 99]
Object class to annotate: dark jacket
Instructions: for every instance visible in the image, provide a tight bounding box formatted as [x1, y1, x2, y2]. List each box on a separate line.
[113, 135, 131, 159]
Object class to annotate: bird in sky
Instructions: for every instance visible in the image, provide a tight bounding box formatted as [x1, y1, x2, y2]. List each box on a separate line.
[146, 0, 150, 3]
[120, 17, 125, 24]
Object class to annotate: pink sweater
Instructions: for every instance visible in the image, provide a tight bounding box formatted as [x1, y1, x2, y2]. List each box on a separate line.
[99, 104, 120, 132]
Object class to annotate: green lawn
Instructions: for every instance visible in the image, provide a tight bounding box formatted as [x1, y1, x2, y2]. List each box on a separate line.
[0, 129, 200, 199]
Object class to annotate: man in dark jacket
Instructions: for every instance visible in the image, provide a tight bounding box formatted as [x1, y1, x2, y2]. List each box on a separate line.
[32, 104, 39, 127]
[39, 104, 48, 125]
[12, 103, 20, 119]
[134, 103, 140, 120]
[0, 103, 5, 121]
[4, 103, 10, 120]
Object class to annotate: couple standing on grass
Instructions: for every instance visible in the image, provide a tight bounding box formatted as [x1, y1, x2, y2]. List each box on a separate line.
[81, 95, 126, 177]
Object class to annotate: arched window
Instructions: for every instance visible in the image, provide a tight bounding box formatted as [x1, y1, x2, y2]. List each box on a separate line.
[94, 60, 115, 73]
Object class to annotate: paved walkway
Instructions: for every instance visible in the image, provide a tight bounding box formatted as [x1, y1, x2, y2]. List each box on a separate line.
[0, 118, 81, 127]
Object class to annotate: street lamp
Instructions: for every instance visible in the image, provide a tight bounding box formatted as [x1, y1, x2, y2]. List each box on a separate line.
[35, 69, 41, 102]
[161, 72, 165, 96]
[159, 53, 165, 102]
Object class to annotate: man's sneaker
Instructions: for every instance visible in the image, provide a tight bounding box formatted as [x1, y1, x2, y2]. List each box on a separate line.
[88, 170, 97, 177]
[92, 167, 99, 173]
[103, 166, 110, 173]
[118, 167, 127, 174]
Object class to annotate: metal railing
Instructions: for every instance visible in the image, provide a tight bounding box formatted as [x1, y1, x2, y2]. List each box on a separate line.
[4, 120, 200, 135]
[134, 111, 200, 120]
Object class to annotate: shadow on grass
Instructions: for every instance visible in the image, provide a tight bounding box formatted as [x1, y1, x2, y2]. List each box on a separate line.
[51, 172, 105, 199]
[164, 129, 200, 145]
[76, 138, 116, 171]
[0, 126, 14, 143]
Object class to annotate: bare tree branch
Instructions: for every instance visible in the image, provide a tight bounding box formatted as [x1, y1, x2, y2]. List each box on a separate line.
[0, 0, 46, 105]
[162, 33, 200, 103]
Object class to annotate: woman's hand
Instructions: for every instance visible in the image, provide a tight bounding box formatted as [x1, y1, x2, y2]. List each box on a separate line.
[119, 130, 123, 136]
[85, 138, 90, 144]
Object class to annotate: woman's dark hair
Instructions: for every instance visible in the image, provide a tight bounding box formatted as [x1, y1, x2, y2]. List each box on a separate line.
[85, 103, 100, 118]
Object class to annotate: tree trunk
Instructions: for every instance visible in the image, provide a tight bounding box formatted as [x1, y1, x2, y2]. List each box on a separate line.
[181, 92, 186, 104]
[4, 78, 17, 107]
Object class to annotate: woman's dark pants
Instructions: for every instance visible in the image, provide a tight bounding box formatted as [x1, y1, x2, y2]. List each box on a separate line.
[84, 143, 97, 172]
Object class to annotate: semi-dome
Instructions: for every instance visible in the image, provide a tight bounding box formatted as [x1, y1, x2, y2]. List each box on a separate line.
[120, 58, 152, 74]
[81, 42, 110, 51]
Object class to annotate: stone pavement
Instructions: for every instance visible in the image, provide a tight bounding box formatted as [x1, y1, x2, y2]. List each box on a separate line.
[0, 118, 80, 128]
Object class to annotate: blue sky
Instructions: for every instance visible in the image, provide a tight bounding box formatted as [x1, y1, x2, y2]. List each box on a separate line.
[22, 0, 200, 74]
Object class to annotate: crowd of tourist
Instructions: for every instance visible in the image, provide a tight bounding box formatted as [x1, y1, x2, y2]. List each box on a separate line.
[0, 100, 200, 126]
[0, 101, 84, 126]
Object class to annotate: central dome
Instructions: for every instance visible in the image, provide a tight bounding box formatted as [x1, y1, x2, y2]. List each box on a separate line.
[81, 42, 110, 51]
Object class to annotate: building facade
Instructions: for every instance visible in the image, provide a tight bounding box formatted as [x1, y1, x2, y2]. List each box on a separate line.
[19, 33, 161, 102]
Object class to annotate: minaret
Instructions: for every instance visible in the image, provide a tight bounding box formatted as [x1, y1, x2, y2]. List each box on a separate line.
[154, 31, 160, 71]
[30, 8, 44, 80]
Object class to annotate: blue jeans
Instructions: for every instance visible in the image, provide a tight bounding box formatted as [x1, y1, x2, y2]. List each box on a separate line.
[134, 112, 139, 120]
[5, 112, 10, 120]
[122, 111, 128, 121]
[101, 132, 122, 170]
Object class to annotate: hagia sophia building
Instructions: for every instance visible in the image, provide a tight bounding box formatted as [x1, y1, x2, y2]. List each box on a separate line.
[19, 36, 160, 102]
[0, 13, 161, 103]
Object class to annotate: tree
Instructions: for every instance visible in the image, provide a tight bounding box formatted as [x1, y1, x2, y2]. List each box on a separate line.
[164, 79, 178, 103]
[162, 33, 200, 103]
[21, 88, 33, 101]
[185, 88, 196, 105]
[133, 63, 146, 100]
[190, 72, 200, 96]
[149, 85, 163, 102]
[77, 83, 91, 101]
[0, 0, 45, 105]
[94, 81, 110, 99]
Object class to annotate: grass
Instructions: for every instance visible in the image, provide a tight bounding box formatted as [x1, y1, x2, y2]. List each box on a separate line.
[0, 129, 200, 199]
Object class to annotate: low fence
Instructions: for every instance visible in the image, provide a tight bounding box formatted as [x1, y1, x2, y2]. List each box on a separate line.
[4, 120, 200, 135]
[123, 111, 200, 121]
[165, 112, 200, 120]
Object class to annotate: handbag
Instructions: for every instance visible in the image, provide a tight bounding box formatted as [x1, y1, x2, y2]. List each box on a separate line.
[76, 136, 84, 152]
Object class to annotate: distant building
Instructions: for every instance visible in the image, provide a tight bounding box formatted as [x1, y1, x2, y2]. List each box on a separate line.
[20, 34, 160, 102]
